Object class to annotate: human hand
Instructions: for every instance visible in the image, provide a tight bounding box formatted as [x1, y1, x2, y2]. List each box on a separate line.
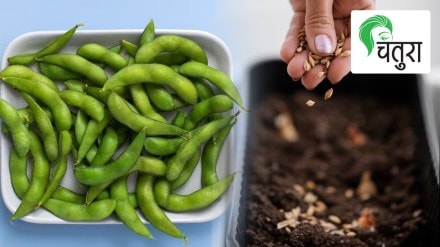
[280, 0, 375, 89]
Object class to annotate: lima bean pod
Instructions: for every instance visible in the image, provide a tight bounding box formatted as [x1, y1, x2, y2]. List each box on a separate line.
[102, 63, 197, 105]
[1, 77, 72, 131]
[0, 98, 30, 157]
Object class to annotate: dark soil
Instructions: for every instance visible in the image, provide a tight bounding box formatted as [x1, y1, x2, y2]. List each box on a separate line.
[242, 90, 429, 247]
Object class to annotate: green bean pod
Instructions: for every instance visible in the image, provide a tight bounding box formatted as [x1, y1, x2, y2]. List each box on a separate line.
[183, 95, 233, 130]
[11, 130, 50, 220]
[0, 65, 58, 91]
[37, 131, 72, 207]
[59, 89, 105, 121]
[162, 173, 235, 212]
[1, 77, 72, 131]
[0, 98, 30, 157]
[21, 92, 58, 161]
[111, 175, 153, 238]
[74, 130, 146, 185]
[139, 19, 155, 46]
[135, 34, 207, 65]
[102, 63, 197, 105]
[136, 173, 186, 240]
[77, 43, 128, 71]
[179, 61, 246, 110]
[43, 198, 116, 222]
[37, 54, 108, 86]
[7, 23, 83, 65]
[201, 124, 233, 187]
[121, 39, 138, 57]
[107, 92, 188, 136]
[64, 79, 86, 93]
[166, 113, 238, 181]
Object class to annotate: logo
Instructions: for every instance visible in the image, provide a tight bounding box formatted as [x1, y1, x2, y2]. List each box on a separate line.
[351, 10, 430, 74]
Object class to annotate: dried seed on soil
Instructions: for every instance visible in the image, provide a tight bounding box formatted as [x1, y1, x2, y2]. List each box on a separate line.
[357, 170, 377, 201]
[304, 192, 318, 204]
[357, 207, 376, 230]
[328, 215, 342, 224]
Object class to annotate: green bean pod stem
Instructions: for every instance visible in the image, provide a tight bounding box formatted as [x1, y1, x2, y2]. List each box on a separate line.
[136, 173, 186, 240]
[107, 92, 188, 137]
[102, 63, 197, 105]
[166, 112, 238, 181]
[0, 98, 30, 157]
[11, 130, 50, 220]
[43, 198, 116, 222]
[135, 34, 208, 65]
[111, 175, 153, 238]
[59, 89, 105, 121]
[7, 23, 83, 65]
[74, 130, 146, 186]
[37, 54, 108, 86]
[1, 77, 72, 131]
[162, 173, 235, 212]
[179, 61, 246, 110]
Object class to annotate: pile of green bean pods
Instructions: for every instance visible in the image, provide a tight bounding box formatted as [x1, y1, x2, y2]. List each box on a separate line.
[0, 20, 243, 241]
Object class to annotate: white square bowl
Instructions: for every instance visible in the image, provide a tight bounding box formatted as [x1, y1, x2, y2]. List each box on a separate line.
[0, 28, 236, 224]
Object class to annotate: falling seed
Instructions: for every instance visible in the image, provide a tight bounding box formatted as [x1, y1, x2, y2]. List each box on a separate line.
[357, 171, 377, 201]
[340, 50, 351, 57]
[413, 209, 423, 218]
[306, 100, 315, 107]
[324, 88, 334, 100]
[328, 215, 342, 224]
[274, 112, 299, 142]
[347, 124, 367, 147]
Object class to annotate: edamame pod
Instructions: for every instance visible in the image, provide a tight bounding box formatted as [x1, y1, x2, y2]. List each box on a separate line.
[7, 23, 83, 65]
[43, 198, 116, 222]
[162, 174, 235, 212]
[77, 43, 128, 71]
[1, 77, 72, 131]
[102, 63, 197, 105]
[59, 89, 105, 121]
[38, 62, 84, 81]
[135, 34, 207, 65]
[107, 92, 188, 136]
[0, 64, 59, 91]
[38, 54, 108, 86]
[179, 61, 246, 110]
[0, 98, 30, 157]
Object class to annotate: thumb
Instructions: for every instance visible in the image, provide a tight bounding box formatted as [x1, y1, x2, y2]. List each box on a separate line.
[305, 0, 336, 56]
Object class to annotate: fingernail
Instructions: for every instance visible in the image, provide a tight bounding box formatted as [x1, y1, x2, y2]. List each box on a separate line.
[315, 34, 333, 54]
